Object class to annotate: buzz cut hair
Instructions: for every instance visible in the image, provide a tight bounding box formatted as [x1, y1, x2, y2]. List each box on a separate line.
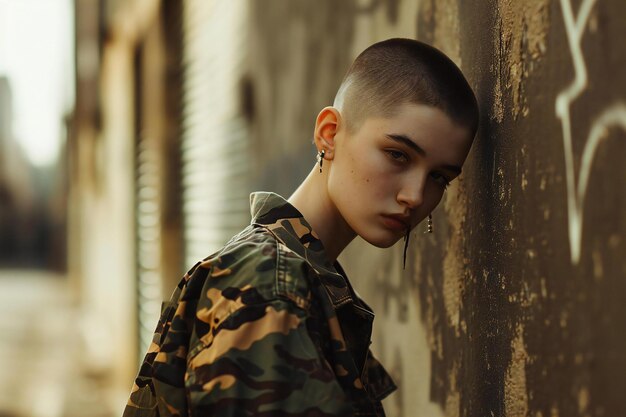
[333, 38, 479, 136]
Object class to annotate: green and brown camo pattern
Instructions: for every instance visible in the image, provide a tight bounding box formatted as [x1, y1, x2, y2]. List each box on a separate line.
[124, 192, 396, 417]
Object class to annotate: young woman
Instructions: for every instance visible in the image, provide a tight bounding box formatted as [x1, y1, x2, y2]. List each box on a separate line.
[124, 38, 478, 417]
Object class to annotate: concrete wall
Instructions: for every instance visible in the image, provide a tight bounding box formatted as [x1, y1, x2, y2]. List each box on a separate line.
[244, 1, 626, 416]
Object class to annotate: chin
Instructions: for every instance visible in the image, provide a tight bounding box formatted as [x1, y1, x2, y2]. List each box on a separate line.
[360, 232, 403, 249]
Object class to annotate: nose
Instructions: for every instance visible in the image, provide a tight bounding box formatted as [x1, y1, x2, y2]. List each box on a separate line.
[396, 175, 426, 210]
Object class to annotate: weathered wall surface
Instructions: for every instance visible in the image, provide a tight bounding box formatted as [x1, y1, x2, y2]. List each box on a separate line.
[70, 0, 625, 414]
[244, 1, 626, 416]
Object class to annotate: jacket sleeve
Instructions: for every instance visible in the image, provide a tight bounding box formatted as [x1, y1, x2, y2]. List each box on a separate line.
[123, 266, 200, 417]
[185, 297, 352, 416]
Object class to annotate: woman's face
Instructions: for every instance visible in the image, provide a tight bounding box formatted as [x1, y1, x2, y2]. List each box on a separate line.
[327, 103, 474, 248]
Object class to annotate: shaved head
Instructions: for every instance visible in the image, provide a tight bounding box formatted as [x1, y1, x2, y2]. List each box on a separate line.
[333, 38, 478, 136]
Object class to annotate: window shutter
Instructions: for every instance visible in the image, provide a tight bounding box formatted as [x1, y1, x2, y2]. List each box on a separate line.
[181, 0, 251, 267]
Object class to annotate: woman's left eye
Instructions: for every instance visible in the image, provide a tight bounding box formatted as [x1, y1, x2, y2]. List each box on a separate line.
[385, 150, 408, 163]
[431, 172, 451, 188]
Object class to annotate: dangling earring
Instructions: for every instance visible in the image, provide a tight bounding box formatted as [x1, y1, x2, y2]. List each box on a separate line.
[403, 228, 410, 270]
[424, 213, 433, 234]
[317, 149, 325, 173]
[404, 215, 432, 269]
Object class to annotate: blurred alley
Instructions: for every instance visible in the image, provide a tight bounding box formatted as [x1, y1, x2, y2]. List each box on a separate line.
[0, 270, 114, 417]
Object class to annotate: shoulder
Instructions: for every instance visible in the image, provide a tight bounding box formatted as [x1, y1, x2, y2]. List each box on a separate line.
[173, 226, 312, 357]
[125, 227, 318, 414]
[177, 225, 313, 314]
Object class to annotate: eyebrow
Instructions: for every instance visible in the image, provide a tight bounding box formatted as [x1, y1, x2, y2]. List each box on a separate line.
[385, 133, 463, 175]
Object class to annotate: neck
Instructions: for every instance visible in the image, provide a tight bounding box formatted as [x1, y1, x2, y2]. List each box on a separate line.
[288, 165, 356, 263]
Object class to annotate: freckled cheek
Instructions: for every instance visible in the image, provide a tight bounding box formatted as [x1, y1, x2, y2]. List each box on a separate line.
[365, 173, 395, 200]
[346, 153, 393, 196]
[360, 178, 384, 203]
[359, 152, 388, 177]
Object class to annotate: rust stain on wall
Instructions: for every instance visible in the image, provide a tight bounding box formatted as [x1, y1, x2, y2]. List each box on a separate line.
[442, 180, 468, 338]
[444, 361, 460, 417]
[433, 0, 461, 66]
[492, 0, 550, 121]
[577, 386, 590, 415]
[419, 0, 461, 65]
[422, 267, 443, 360]
[504, 323, 529, 417]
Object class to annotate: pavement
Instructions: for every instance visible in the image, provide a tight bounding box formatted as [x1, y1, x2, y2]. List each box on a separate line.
[0, 269, 116, 417]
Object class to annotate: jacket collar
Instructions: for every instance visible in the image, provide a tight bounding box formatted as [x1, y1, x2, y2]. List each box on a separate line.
[249, 191, 353, 307]
[250, 192, 395, 408]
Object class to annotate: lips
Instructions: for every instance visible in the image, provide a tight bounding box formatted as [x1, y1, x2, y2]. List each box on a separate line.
[380, 214, 410, 231]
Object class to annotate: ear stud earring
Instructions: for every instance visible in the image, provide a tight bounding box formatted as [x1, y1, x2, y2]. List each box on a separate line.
[317, 149, 325, 173]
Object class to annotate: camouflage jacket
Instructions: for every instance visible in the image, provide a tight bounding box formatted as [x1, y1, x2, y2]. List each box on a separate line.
[124, 192, 396, 417]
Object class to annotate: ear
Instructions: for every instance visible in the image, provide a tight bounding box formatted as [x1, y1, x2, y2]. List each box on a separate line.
[313, 106, 341, 160]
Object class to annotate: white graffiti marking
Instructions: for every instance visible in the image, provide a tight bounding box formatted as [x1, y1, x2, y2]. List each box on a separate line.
[555, 0, 626, 264]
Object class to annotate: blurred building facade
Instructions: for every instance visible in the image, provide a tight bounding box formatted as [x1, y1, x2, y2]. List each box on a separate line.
[0, 76, 67, 271]
[0, 77, 36, 266]
[69, 1, 626, 416]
